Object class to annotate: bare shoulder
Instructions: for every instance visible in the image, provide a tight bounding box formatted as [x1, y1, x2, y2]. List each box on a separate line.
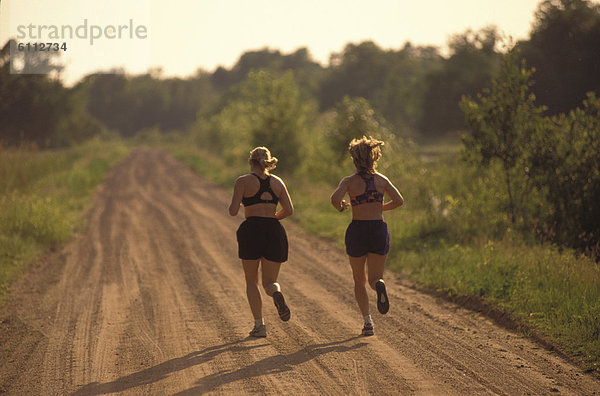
[334, 175, 355, 193]
[236, 173, 260, 189]
[374, 172, 392, 184]
[374, 172, 395, 190]
[268, 173, 287, 192]
[340, 175, 355, 185]
[235, 174, 252, 185]
[269, 173, 283, 182]
[374, 171, 390, 181]
[269, 173, 285, 186]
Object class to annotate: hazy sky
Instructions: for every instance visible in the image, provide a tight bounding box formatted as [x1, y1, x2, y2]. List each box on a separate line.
[1, 0, 547, 85]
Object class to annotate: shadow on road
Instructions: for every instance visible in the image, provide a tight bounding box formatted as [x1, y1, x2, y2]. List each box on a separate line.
[71, 338, 267, 395]
[72, 336, 366, 395]
[175, 336, 367, 395]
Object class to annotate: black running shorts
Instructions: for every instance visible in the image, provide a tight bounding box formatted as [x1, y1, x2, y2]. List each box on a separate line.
[345, 220, 390, 257]
[236, 217, 288, 262]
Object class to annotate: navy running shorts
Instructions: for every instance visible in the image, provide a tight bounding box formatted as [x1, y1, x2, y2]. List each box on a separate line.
[345, 220, 390, 257]
[236, 217, 288, 262]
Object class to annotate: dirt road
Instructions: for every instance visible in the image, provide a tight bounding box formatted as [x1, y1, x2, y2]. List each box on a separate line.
[1, 149, 598, 395]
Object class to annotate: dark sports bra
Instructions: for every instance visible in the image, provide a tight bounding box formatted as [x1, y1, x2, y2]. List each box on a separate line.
[350, 173, 384, 206]
[242, 174, 279, 206]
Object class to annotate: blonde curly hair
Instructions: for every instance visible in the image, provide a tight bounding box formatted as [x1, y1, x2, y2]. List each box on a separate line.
[249, 146, 278, 171]
[349, 136, 384, 174]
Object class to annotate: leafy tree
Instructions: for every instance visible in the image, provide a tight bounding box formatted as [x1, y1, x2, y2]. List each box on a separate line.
[83, 70, 216, 137]
[127, 74, 169, 134]
[327, 96, 392, 162]
[319, 41, 442, 135]
[209, 47, 325, 101]
[421, 27, 502, 136]
[195, 99, 253, 162]
[83, 73, 131, 135]
[197, 70, 316, 173]
[462, 42, 600, 255]
[460, 49, 546, 223]
[528, 92, 600, 252]
[0, 40, 67, 146]
[241, 70, 315, 172]
[49, 83, 105, 147]
[319, 41, 391, 111]
[373, 43, 442, 133]
[520, 0, 600, 115]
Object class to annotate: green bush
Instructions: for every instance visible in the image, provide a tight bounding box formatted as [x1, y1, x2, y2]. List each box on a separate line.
[0, 194, 70, 245]
[192, 69, 316, 174]
[528, 93, 600, 253]
[461, 48, 600, 256]
[0, 139, 129, 300]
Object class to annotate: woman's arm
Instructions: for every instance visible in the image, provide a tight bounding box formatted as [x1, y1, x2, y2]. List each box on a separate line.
[330, 177, 350, 212]
[274, 178, 294, 220]
[228, 177, 245, 216]
[382, 176, 404, 211]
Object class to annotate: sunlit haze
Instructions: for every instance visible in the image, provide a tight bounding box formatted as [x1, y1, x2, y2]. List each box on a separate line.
[1, 0, 545, 85]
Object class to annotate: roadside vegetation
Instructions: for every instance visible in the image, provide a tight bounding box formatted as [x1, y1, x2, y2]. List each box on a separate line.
[0, 139, 129, 301]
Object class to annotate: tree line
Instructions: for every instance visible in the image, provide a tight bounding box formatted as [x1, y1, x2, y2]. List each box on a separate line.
[1, 0, 599, 254]
[1, 0, 598, 147]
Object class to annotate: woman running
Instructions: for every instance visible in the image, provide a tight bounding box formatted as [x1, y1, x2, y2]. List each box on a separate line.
[330, 136, 404, 336]
[229, 146, 294, 337]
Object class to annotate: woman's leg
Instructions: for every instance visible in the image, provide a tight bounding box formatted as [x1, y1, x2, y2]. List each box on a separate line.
[366, 253, 387, 290]
[261, 258, 290, 321]
[367, 253, 389, 314]
[242, 259, 262, 320]
[260, 258, 282, 296]
[349, 255, 370, 316]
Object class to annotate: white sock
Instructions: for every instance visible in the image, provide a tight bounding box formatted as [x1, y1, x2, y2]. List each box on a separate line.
[265, 282, 281, 296]
[364, 315, 373, 325]
[255, 318, 264, 327]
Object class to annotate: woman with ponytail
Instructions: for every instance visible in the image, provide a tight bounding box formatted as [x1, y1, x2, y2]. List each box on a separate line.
[330, 136, 404, 336]
[229, 147, 294, 337]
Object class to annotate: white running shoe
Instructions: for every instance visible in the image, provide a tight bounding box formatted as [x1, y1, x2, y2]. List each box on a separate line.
[249, 324, 267, 337]
[362, 323, 374, 336]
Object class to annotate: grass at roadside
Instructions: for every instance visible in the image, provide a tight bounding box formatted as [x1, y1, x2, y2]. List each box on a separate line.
[395, 239, 599, 371]
[0, 138, 130, 301]
[163, 137, 599, 375]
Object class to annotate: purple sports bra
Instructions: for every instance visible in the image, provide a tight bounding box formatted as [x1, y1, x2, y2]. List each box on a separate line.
[350, 173, 384, 206]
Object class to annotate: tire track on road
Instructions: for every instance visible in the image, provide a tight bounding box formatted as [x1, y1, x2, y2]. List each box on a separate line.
[0, 148, 598, 395]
